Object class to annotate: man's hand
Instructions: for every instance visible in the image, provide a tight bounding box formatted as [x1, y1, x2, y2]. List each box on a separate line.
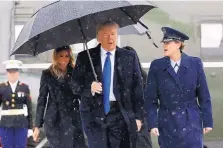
[136, 120, 142, 131]
[151, 128, 159, 136]
[203, 127, 212, 134]
[91, 82, 102, 94]
[33, 127, 40, 142]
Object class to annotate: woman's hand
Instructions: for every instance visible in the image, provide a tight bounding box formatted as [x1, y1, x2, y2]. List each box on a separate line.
[33, 127, 40, 142]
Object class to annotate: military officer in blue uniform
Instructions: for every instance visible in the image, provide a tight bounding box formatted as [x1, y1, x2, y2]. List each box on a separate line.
[145, 27, 213, 148]
[0, 60, 33, 148]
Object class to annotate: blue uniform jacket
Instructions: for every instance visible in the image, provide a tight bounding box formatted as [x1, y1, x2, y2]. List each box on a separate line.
[145, 53, 213, 148]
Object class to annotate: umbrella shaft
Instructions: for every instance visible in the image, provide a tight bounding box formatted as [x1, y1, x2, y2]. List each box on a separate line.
[84, 43, 98, 82]
[78, 18, 98, 82]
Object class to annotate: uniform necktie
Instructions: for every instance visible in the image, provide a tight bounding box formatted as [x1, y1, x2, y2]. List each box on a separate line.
[103, 52, 111, 114]
[174, 63, 179, 73]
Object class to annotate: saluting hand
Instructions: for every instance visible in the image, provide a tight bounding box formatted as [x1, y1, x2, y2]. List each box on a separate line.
[33, 127, 40, 142]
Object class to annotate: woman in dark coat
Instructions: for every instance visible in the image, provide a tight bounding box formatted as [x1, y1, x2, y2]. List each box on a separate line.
[145, 27, 213, 148]
[33, 46, 86, 148]
[123, 46, 152, 148]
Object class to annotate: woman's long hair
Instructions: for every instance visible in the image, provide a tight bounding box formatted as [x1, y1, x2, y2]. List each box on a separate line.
[49, 45, 75, 79]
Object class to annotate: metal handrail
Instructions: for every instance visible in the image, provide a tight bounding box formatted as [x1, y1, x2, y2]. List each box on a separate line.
[35, 138, 48, 148]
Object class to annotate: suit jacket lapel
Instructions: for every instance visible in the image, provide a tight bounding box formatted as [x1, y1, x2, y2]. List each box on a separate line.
[177, 53, 190, 76]
[163, 57, 183, 90]
[92, 44, 103, 82]
[6, 81, 13, 95]
[92, 45, 123, 104]
[167, 67, 182, 90]
[5, 81, 19, 100]
[7, 81, 20, 93]
[113, 47, 123, 102]
[14, 81, 20, 94]
[177, 53, 190, 88]
[89, 44, 103, 106]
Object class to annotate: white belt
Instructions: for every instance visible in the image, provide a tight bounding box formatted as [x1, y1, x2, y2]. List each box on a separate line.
[1, 109, 25, 115]
[0, 105, 28, 120]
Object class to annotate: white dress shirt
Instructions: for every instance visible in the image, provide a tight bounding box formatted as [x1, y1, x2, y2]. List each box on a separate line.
[101, 47, 116, 101]
[9, 80, 18, 93]
[170, 59, 181, 73]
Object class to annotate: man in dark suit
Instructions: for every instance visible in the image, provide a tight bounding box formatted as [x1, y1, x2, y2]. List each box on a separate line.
[123, 46, 152, 148]
[72, 21, 144, 148]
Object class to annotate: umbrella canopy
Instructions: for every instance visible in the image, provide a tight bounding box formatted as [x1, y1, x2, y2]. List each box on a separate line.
[11, 0, 156, 56]
[118, 22, 149, 35]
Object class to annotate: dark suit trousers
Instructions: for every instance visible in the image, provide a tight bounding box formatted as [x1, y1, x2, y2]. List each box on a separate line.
[105, 101, 130, 148]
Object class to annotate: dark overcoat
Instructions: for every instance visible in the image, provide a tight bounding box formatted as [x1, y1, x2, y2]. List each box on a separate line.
[136, 70, 152, 148]
[71, 44, 144, 148]
[35, 66, 86, 148]
[145, 53, 213, 148]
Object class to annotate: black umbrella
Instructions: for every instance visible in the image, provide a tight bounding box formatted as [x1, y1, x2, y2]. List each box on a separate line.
[11, 0, 156, 80]
[11, 0, 156, 55]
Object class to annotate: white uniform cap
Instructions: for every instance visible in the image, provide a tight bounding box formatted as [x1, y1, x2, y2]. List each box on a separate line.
[2, 60, 23, 70]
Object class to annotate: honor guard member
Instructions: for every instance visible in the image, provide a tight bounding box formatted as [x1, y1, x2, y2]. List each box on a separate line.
[0, 60, 33, 148]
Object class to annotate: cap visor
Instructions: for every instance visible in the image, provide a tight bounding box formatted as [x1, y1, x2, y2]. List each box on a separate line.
[7, 69, 19, 72]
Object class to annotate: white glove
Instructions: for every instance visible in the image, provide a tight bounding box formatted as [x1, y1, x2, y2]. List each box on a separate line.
[27, 129, 33, 138]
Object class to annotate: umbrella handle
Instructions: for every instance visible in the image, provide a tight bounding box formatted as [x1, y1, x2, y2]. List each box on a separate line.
[84, 43, 98, 82]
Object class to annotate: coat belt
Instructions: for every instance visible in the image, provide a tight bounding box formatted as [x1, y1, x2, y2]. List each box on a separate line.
[160, 99, 198, 111]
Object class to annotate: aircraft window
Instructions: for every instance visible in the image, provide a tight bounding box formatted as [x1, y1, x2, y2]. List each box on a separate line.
[200, 23, 223, 61]
[201, 23, 223, 48]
